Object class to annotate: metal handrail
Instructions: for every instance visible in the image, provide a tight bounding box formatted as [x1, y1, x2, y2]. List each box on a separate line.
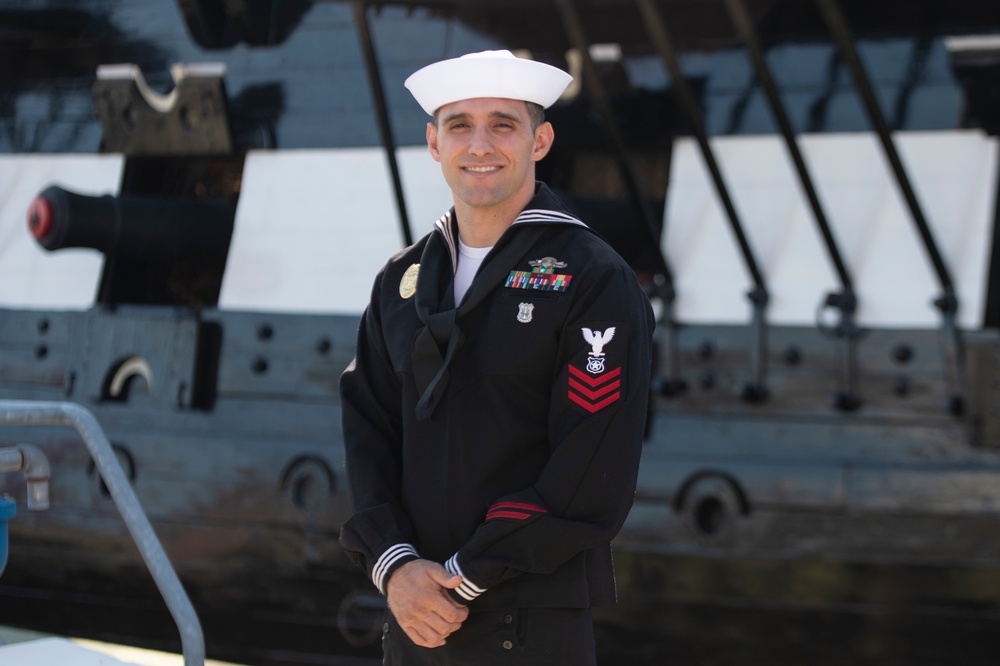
[0, 400, 204, 666]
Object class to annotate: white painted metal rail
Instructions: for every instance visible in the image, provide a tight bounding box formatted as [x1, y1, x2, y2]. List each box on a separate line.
[0, 400, 204, 666]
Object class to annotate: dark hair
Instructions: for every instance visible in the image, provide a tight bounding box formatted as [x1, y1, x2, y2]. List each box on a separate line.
[525, 102, 545, 130]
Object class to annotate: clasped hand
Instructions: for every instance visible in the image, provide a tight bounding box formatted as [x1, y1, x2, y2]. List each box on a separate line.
[386, 559, 470, 648]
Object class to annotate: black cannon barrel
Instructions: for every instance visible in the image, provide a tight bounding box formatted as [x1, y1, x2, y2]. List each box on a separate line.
[27, 185, 234, 262]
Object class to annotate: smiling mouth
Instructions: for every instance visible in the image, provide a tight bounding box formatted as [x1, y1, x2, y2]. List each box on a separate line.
[463, 166, 501, 173]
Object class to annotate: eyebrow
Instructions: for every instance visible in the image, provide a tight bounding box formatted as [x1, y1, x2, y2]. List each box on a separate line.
[440, 110, 523, 125]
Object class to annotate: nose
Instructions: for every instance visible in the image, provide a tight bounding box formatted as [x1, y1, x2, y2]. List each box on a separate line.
[468, 125, 493, 157]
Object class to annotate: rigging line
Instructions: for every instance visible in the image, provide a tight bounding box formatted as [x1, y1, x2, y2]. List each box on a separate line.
[352, 1, 413, 248]
[634, 0, 768, 293]
[815, 0, 955, 297]
[725, 0, 854, 293]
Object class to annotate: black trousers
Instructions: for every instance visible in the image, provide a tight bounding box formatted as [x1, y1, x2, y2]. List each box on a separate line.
[382, 607, 597, 666]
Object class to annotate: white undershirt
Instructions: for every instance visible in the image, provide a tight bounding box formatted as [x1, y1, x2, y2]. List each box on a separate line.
[454, 238, 493, 304]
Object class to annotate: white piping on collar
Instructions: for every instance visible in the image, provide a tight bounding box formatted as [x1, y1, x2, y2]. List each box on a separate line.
[433, 207, 586, 269]
[513, 208, 587, 227]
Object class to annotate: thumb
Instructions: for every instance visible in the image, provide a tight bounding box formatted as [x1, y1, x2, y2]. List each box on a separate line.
[440, 574, 463, 589]
[429, 566, 463, 589]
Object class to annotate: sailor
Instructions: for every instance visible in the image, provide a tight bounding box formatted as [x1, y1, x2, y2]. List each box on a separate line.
[340, 50, 654, 665]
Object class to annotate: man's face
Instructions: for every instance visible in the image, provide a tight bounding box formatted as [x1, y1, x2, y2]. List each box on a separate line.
[427, 97, 553, 214]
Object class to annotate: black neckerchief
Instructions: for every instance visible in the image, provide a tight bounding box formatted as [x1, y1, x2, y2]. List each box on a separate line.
[411, 183, 586, 420]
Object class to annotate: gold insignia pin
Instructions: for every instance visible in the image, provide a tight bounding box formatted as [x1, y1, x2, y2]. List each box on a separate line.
[399, 263, 420, 299]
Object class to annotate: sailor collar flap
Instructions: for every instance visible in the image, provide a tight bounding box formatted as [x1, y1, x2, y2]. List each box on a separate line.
[431, 182, 588, 270]
[410, 183, 586, 420]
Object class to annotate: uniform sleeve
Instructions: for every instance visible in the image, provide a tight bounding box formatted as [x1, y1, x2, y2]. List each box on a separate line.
[443, 262, 654, 604]
[339, 270, 420, 594]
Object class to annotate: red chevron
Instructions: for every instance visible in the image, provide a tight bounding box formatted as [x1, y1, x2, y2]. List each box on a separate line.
[568, 364, 621, 387]
[486, 501, 548, 522]
[486, 510, 533, 521]
[569, 376, 621, 401]
[490, 501, 547, 513]
[568, 390, 621, 413]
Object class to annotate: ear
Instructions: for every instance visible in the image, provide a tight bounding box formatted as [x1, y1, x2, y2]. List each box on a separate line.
[531, 121, 555, 162]
[426, 121, 442, 162]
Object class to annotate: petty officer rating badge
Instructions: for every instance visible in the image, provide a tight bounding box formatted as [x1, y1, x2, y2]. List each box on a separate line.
[566, 324, 625, 414]
[505, 256, 573, 292]
[582, 327, 615, 373]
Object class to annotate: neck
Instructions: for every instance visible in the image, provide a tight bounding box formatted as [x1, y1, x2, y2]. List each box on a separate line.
[454, 181, 537, 248]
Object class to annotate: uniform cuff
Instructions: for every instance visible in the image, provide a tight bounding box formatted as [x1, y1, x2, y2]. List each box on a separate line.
[373, 543, 419, 595]
[445, 553, 486, 604]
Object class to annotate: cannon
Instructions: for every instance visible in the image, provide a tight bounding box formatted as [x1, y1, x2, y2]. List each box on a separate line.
[27, 185, 235, 307]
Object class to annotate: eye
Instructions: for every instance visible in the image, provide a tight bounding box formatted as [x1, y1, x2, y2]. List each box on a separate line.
[447, 122, 470, 131]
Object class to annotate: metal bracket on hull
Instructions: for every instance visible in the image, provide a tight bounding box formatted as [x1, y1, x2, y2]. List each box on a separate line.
[93, 63, 232, 156]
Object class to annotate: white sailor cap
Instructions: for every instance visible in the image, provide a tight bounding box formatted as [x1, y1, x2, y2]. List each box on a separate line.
[404, 50, 573, 116]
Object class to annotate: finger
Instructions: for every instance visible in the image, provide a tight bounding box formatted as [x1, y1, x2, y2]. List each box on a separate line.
[442, 592, 470, 616]
[437, 602, 469, 624]
[431, 613, 465, 636]
[406, 622, 447, 648]
[404, 585, 465, 623]
[434, 591, 470, 621]
[410, 608, 461, 638]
